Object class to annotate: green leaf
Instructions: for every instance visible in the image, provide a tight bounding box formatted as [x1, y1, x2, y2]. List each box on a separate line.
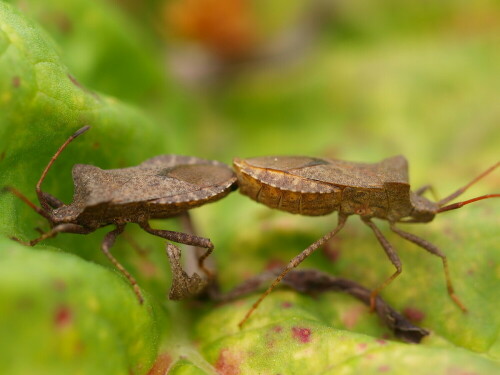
[1, 1, 499, 374]
[0, 238, 160, 375]
[0, 2, 166, 374]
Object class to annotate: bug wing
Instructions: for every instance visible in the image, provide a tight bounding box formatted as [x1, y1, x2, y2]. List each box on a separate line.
[72, 156, 236, 207]
[239, 156, 386, 189]
[239, 155, 410, 189]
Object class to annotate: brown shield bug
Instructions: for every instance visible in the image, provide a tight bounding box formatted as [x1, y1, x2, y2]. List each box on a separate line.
[5, 126, 237, 303]
[233, 155, 499, 327]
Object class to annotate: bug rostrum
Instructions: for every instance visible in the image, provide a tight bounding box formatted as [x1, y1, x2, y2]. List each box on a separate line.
[5, 126, 237, 303]
[233, 155, 499, 327]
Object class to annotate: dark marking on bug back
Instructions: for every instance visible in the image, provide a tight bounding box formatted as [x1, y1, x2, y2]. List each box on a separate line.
[233, 155, 499, 327]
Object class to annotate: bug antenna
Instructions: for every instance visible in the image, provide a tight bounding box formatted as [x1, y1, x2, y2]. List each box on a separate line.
[36, 126, 91, 210]
[437, 194, 500, 213]
[438, 162, 499, 207]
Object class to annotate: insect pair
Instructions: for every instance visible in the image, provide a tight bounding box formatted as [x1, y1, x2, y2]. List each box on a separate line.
[4, 127, 498, 328]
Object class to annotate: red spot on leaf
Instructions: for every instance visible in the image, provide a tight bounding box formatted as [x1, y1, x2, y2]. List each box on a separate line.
[291, 326, 312, 343]
[357, 343, 368, 350]
[215, 349, 242, 375]
[54, 305, 72, 328]
[147, 352, 173, 375]
[378, 365, 390, 372]
[376, 339, 387, 345]
[403, 307, 425, 322]
[281, 301, 293, 309]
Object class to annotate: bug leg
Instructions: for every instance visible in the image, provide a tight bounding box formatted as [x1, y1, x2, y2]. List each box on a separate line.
[362, 218, 402, 312]
[11, 223, 92, 246]
[139, 221, 214, 278]
[390, 224, 467, 312]
[101, 225, 144, 304]
[415, 185, 439, 201]
[39, 192, 64, 209]
[238, 213, 348, 328]
[179, 212, 216, 277]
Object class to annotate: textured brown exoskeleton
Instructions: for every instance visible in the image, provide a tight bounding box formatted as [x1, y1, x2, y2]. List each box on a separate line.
[6, 126, 237, 303]
[233, 155, 499, 327]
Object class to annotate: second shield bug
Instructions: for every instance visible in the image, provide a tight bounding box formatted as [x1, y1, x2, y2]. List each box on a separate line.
[233, 155, 499, 327]
[5, 127, 237, 302]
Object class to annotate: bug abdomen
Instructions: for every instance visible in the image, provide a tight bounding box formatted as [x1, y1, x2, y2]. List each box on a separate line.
[235, 166, 341, 216]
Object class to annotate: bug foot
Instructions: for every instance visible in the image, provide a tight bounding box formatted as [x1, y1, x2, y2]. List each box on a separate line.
[450, 292, 468, 313]
[167, 243, 208, 300]
[133, 285, 144, 304]
[9, 236, 33, 246]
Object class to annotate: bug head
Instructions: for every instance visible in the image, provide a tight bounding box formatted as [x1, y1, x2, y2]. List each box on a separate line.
[411, 163, 499, 223]
[402, 162, 499, 223]
[4, 126, 90, 226]
[406, 193, 438, 222]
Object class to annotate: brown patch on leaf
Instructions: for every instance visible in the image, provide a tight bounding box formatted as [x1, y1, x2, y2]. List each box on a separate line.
[54, 12, 73, 33]
[215, 349, 243, 375]
[52, 279, 67, 292]
[357, 342, 368, 351]
[446, 367, 478, 375]
[322, 236, 342, 263]
[272, 325, 283, 333]
[12, 76, 20, 88]
[147, 352, 173, 375]
[341, 305, 365, 329]
[136, 258, 159, 278]
[67, 74, 101, 100]
[40, 11, 73, 34]
[403, 307, 425, 322]
[264, 258, 286, 271]
[291, 326, 312, 343]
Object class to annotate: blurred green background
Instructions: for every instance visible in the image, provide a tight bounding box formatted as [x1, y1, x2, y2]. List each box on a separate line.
[0, 0, 499, 374]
